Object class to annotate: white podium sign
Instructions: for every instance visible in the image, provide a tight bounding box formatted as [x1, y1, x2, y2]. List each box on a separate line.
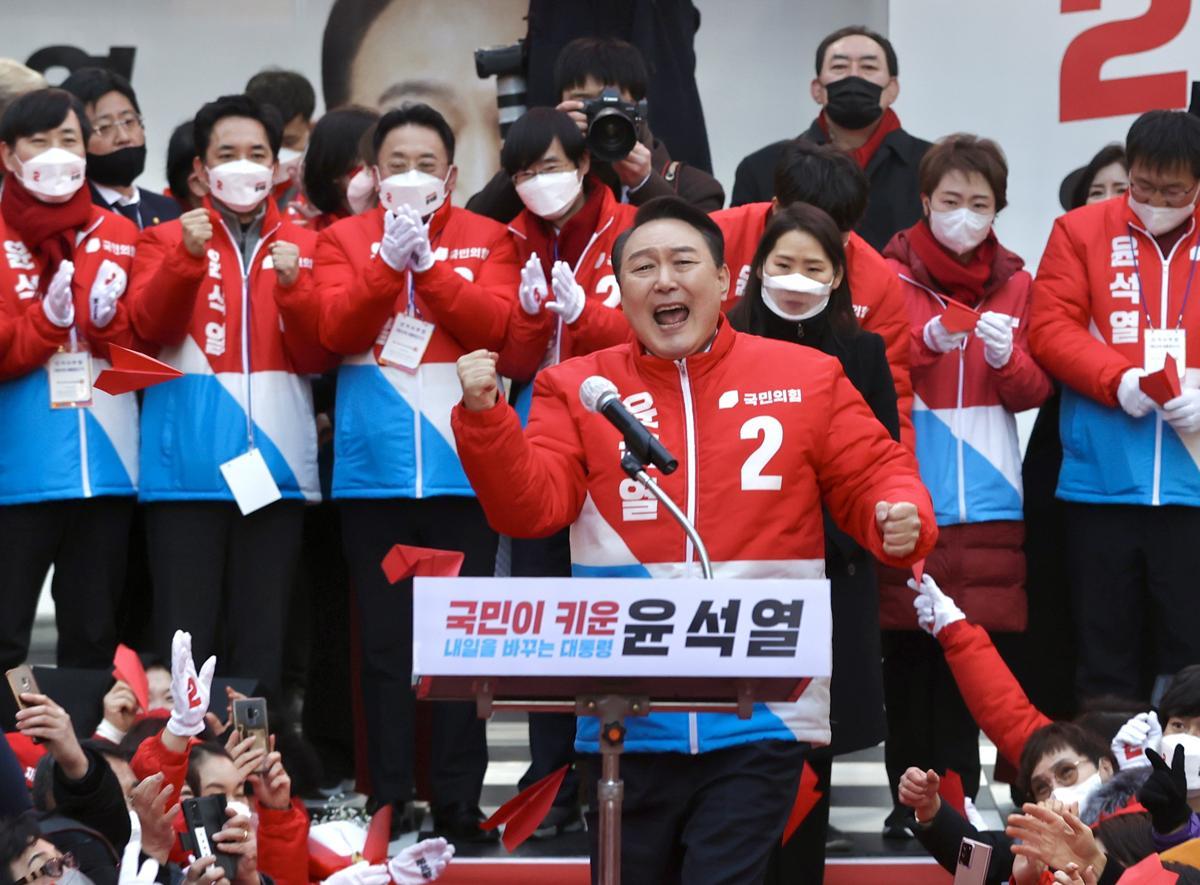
[412, 577, 831, 679]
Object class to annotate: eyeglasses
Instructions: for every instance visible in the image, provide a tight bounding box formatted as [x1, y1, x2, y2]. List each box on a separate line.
[1029, 758, 1090, 802]
[16, 852, 77, 884]
[1129, 178, 1199, 204]
[511, 161, 570, 186]
[92, 114, 144, 141]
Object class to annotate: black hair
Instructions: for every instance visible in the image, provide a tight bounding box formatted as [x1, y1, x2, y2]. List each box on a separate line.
[1066, 143, 1128, 210]
[245, 69, 316, 125]
[1125, 110, 1200, 179]
[371, 103, 455, 165]
[303, 105, 379, 215]
[814, 26, 898, 78]
[0, 812, 42, 885]
[166, 121, 196, 210]
[0, 87, 91, 145]
[553, 37, 649, 101]
[117, 716, 167, 760]
[1018, 721, 1116, 798]
[919, 133, 1010, 213]
[59, 66, 140, 115]
[1159, 664, 1200, 723]
[80, 737, 130, 763]
[192, 94, 283, 161]
[320, 0, 390, 109]
[615, 195, 725, 274]
[729, 202, 858, 338]
[1093, 812, 1154, 869]
[186, 741, 233, 798]
[500, 107, 586, 177]
[773, 139, 870, 231]
[30, 756, 55, 813]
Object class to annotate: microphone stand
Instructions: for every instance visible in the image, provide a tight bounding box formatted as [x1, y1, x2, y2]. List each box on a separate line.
[619, 451, 713, 579]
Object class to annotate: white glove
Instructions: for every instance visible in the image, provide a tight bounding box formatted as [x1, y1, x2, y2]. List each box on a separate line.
[907, 573, 965, 637]
[379, 210, 413, 272]
[976, 311, 1014, 370]
[518, 253, 549, 316]
[89, 259, 127, 329]
[923, 315, 967, 353]
[1111, 711, 1163, 771]
[324, 862, 391, 885]
[395, 205, 435, 272]
[1164, 388, 1200, 434]
[1117, 368, 1155, 419]
[388, 837, 454, 884]
[119, 811, 159, 885]
[167, 629, 216, 737]
[42, 260, 75, 328]
[546, 260, 585, 324]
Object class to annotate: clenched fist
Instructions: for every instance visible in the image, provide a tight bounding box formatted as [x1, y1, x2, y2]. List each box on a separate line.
[897, 767, 941, 823]
[456, 350, 500, 412]
[181, 208, 214, 258]
[876, 500, 921, 558]
[270, 241, 300, 288]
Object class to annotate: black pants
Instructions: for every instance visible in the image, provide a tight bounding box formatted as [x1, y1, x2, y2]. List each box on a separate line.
[1065, 503, 1200, 700]
[340, 497, 496, 807]
[761, 755, 832, 884]
[582, 741, 807, 885]
[146, 500, 304, 699]
[883, 630, 982, 804]
[0, 496, 133, 671]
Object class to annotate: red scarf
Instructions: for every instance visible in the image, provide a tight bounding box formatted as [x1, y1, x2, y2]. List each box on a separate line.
[818, 108, 901, 169]
[0, 176, 93, 290]
[905, 219, 996, 307]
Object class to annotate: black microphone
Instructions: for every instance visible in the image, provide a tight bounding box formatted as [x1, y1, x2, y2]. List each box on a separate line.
[580, 376, 678, 474]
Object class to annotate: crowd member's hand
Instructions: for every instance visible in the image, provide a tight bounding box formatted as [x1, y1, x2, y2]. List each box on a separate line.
[89, 259, 126, 328]
[1011, 855, 1046, 885]
[875, 501, 921, 558]
[223, 728, 268, 784]
[101, 679, 140, 737]
[119, 808, 160, 885]
[1052, 862, 1099, 885]
[554, 99, 589, 136]
[181, 209, 214, 259]
[379, 210, 413, 272]
[396, 205, 435, 272]
[42, 260, 75, 328]
[324, 862, 390, 885]
[1117, 368, 1155, 419]
[1164, 389, 1200, 434]
[130, 773, 180, 863]
[1111, 711, 1162, 771]
[183, 854, 229, 885]
[923, 315, 967, 353]
[976, 311, 1014, 369]
[246, 740, 292, 810]
[1006, 804, 1105, 876]
[204, 685, 248, 737]
[897, 767, 941, 823]
[907, 573, 965, 637]
[1138, 745, 1192, 834]
[1038, 796, 1080, 818]
[388, 838, 455, 884]
[168, 629, 216, 738]
[269, 242, 300, 288]
[613, 141, 653, 189]
[457, 350, 500, 411]
[518, 253, 549, 315]
[547, 261, 585, 324]
[213, 806, 258, 885]
[14, 692, 88, 780]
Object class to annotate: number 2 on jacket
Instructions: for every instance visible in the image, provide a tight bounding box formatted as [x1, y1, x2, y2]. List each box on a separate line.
[741, 416, 783, 491]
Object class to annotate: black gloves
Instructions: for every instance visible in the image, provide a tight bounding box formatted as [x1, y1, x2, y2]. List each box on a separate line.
[1138, 745, 1191, 834]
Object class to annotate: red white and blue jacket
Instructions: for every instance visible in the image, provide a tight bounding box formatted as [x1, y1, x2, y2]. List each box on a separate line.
[452, 318, 935, 753]
[1031, 197, 1200, 507]
[0, 206, 140, 504]
[125, 197, 326, 502]
[885, 230, 1050, 525]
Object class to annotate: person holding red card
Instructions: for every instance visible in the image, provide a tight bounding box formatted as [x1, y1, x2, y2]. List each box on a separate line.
[879, 133, 1051, 834]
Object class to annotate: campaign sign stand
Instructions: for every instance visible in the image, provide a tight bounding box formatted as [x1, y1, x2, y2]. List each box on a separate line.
[414, 575, 830, 885]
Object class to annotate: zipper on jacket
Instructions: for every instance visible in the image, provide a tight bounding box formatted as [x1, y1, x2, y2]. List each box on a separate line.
[550, 226, 608, 367]
[955, 347, 966, 522]
[675, 359, 698, 573]
[688, 711, 699, 756]
[77, 409, 91, 498]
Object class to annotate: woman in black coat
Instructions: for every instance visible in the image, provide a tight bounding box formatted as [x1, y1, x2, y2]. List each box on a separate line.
[729, 203, 899, 883]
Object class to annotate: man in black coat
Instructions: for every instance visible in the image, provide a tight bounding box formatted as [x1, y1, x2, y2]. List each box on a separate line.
[61, 67, 181, 230]
[731, 25, 929, 252]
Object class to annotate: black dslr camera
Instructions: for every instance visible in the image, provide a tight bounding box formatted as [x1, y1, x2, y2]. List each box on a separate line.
[582, 88, 648, 163]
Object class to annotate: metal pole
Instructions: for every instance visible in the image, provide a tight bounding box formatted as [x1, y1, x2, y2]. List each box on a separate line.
[621, 453, 713, 579]
[598, 749, 622, 885]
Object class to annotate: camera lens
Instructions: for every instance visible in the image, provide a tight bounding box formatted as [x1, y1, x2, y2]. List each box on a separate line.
[587, 109, 637, 163]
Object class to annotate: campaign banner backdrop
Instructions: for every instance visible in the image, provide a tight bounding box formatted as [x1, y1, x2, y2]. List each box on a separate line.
[412, 576, 832, 679]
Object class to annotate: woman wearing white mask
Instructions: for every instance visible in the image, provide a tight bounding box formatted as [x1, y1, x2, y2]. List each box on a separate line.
[880, 133, 1052, 827]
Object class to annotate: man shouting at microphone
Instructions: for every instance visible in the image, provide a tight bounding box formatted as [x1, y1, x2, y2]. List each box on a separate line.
[452, 196, 935, 884]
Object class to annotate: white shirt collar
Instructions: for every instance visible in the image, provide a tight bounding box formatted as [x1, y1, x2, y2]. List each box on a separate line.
[93, 182, 140, 208]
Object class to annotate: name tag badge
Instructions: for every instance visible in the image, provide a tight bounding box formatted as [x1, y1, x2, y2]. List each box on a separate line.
[219, 448, 282, 515]
[1145, 328, 1187, 376]
[379, 313, 435, 373]
[48, 343, 93, 409]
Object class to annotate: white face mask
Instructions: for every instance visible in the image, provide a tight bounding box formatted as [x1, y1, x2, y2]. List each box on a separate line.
[378, 169, 448, 218]
[17, 147, 86, 203]
[1160, 733, 1200, 797]
[1050, 770, 1103, 808]
[515, 169, 583, 221]
[1128, 191, 1198, 236]
[273, 147, 303, 187]
[345, 167, 376, 215]
[761, 271, 833, 322]
[929, 207, 995, 255]
[207, 159, 274, 212]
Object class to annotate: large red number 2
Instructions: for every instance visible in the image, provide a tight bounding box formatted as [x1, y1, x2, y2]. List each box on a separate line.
[1059, 0, 1190, 122]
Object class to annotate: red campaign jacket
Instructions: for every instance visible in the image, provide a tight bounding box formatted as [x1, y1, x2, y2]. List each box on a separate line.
[710, 201, 915, 448]
[499, 182, 637, 382]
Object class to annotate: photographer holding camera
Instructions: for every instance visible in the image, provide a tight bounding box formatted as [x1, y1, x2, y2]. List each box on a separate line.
[468, 37, 724, 222]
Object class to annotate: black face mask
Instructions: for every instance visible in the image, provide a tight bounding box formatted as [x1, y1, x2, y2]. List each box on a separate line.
[86, 144, 146, 187]
[823, 76, 884, 130]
